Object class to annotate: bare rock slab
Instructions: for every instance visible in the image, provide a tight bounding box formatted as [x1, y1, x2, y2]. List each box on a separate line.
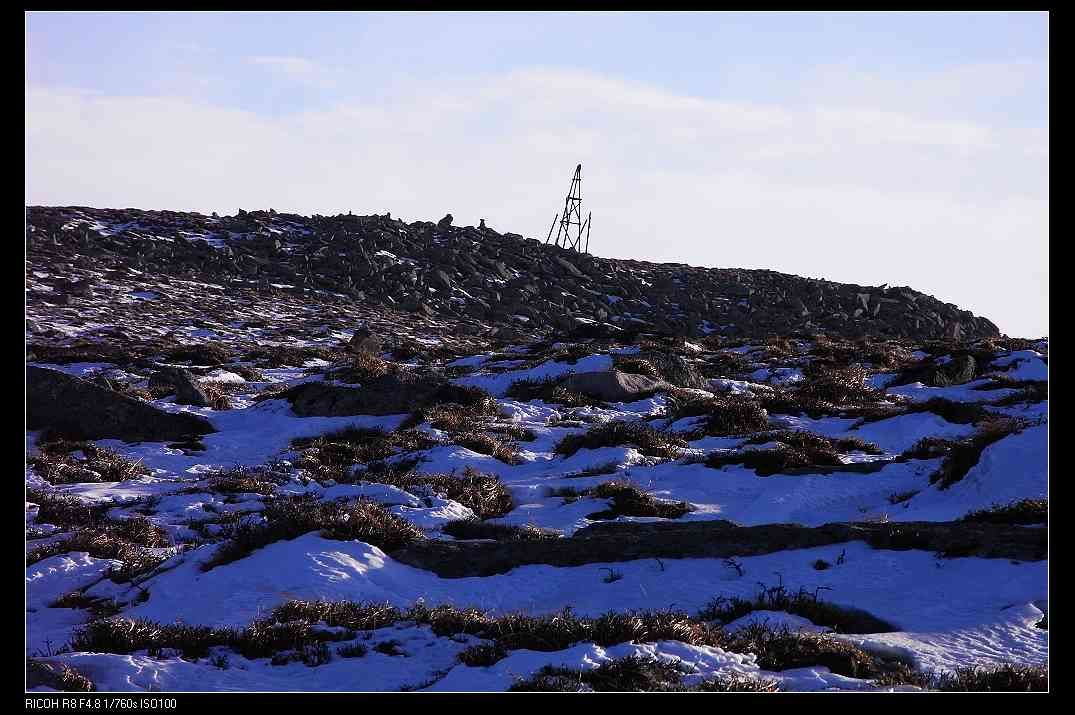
[28, 366, 216, 442]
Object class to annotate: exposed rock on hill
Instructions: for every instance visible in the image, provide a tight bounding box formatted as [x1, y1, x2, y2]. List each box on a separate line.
[27, 366, 215, 442]
[25, 205, 1000, 341]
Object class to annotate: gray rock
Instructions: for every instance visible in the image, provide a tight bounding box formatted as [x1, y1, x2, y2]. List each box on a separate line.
[28, 366, 215, 442]
[928, 354, 977, 387]
[560, 370, 670, 402]
[150, 367, 210, 406]
[348, 327, 382, 355]
[392, 518, 1046, 578]
[281, 373, 440, 417]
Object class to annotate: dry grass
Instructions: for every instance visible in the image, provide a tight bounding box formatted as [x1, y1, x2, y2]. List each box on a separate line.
[701, 581, 898, 634]
[707, 430, 882, 477]
[667, 391, 771, 437]
[26, 659, 95, 692]
[554, 420, 686, 459]
[931, 418, 1029, 489]
[200, 381, 243, 410]
[442, 518, 560, 541]
[205, 462, 291, 495]
[586, 480, 693, 520]
[293, 427, 439, 481]
[30, 441, 149, 485]
[204, 495, 425, 570]
[931, 663, 1047, 691]
[960, 499, 1047, 525]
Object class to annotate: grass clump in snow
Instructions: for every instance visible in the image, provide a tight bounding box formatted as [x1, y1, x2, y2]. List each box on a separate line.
[166, 342, 232, 366]
[930, 663, 1047, 691]
[26, 659, 96, 692]
[27, 511, 173, 581]
[900, 436, 959, 460]
[756, 364, 888, 419]
[700, 581, 898, 634]
[724, 623, 902, 680]
[26, 488, 109, 530]
[505, 376, 608, 408]
[203, 495, 425, 570]
[960, 499, 1047, 525]
[989, 380, 1048, 406]
[205, 462, 291, 495]
[931, 417, 1029, 490]
[200, 381, 243, 410]
[356, 465, 514, 520]
[457, 642, 509, 667]
[330, 351, 396, 383]
[293, 427, 439, 481]
[585, 480, 693, 520]
[554, 420, 686, 459]
[706, 431, 882, 477]
[509, 655, 781, 692]
[441, 518, 560, 541]
[450, 431, 523, 465]
[667, 391, 771, 437]
[30, 439, 149, 485]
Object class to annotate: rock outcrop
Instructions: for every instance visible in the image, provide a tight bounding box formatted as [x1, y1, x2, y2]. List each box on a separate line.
[28, 366, 215, 442]
[25, 205, 1003, 342]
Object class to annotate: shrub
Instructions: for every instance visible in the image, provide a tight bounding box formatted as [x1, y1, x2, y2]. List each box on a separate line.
[442, 518, 559, 541]
[700, 581, 898, 634]
[204, 495, 425, 570]
[30, 443, 149, 485]
[357, 466, 513, 520]
[508, 655, 781, 692]
[166, 343, 232, 366]
[901, 436, 957, 460]
[932, 418, 1028, 489]
[509, 656, 688, 692]
[205, 463, 289, 495]
[725, 623, 884, 679]
[294, 428, 438, 481]
[554, 420, 686, 459]
[26, 489, 108, 529]
[960, 499, 1047, 525]
[26, 659, 95, 692]
[458, 642, 508, 667]
[797, 363, 883, 408]
[505, 377, 607, 408]
[667, 392, 770, 437]
[200, 381, 241, 410]
[451, 431, 522, 464]
[587, 480, 693, 520]
[931, 663, 1047, 692]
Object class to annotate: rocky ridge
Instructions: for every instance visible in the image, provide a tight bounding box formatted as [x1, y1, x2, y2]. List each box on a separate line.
[26, 205, 999, 343]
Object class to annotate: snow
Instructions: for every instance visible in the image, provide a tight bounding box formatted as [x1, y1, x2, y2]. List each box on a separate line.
[24, 336, 1049, 691]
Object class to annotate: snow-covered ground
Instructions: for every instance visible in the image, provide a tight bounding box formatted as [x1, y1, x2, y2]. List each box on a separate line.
[26, 336, 1048, 691]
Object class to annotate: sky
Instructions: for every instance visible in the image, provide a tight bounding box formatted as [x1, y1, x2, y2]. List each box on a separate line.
[25, 11, 1049, 337]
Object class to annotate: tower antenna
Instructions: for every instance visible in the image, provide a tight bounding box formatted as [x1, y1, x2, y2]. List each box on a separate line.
[545, 164, 591, 253]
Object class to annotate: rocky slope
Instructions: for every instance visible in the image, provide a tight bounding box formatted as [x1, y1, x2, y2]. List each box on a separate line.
[26, 206, 999, 342]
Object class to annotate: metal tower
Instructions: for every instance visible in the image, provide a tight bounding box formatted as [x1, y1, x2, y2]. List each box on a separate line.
[546, 164, 592, 253]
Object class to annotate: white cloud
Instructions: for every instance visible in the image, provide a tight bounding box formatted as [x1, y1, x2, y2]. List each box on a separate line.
[246, 55, 336, 88]
[24, 66, 1048, 336]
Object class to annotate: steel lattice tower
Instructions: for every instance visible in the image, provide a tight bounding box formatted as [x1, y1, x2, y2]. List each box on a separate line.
[546, 164, 592, 253]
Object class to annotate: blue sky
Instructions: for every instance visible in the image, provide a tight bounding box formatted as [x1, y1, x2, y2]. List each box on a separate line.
[26, 11, 1048, 336]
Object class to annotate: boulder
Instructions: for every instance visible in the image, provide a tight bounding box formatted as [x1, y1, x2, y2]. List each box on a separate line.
[560, 370, 670, 402]
[927, 354, 977, 387]
[347, 327, 382, 355]
[281, 373, 441, 417]
[150, 367, 210, 406]
[437, 214, 453, 230]
[28, 366, 215, 442]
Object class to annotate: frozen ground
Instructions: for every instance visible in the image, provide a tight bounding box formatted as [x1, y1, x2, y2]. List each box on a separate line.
[26, 331, 1047, 692]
